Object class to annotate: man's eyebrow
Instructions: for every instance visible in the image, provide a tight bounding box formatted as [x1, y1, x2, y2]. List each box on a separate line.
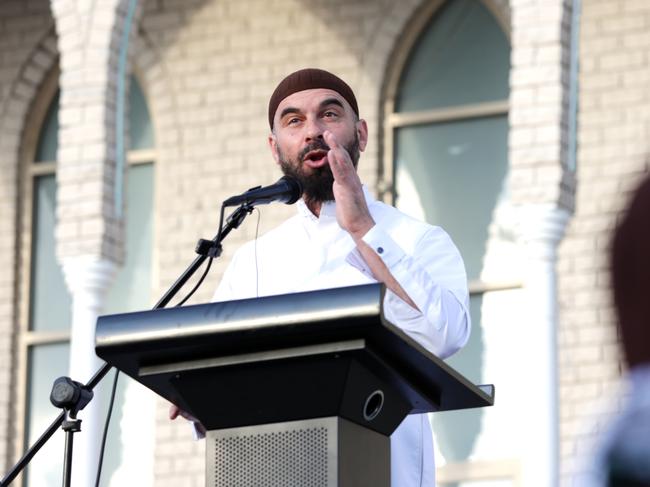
[319, 98, 344, 110]
[279, 106, 301, 120]
[279, 98, 345, 121]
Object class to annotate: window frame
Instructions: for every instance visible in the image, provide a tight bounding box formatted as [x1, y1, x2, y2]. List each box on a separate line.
[381, 2, 520, 484]
[14, 65, 157, 473]
[381, 0, 517, 296]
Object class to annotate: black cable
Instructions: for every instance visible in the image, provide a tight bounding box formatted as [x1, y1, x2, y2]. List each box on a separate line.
[254, 208, 261, 298]
[91, 252, 212, 484]
[92, 203, 227, 481]
[94, 369, 119, 487]
[176, 257, 213, 307]
[174, 204, 225, 307]
[216, 204, 226, 245]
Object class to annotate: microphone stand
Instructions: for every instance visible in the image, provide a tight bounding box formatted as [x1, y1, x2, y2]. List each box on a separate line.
[1, 203, 255, 487]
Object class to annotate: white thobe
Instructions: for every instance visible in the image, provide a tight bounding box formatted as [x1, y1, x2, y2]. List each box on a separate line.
[213, 187, 471, 486]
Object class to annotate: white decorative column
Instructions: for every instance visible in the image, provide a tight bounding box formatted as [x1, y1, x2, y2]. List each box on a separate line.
[61, 256, 117, 487]
[51, 1, 142, 486]
[509, 0, 576, 480]
[520, 204, 571, 487]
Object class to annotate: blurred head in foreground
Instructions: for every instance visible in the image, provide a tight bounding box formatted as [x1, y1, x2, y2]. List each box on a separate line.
[607, 173, 650, 487]
[611, 174, 650, 368]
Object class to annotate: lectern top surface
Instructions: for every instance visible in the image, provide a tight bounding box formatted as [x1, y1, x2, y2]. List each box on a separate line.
[96, 284, 493, 430]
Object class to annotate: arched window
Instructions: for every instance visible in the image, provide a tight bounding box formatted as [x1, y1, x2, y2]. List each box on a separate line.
[385, 0, 518, 483]
[18, 73, 156, 486]
[388, 0, 510, 279]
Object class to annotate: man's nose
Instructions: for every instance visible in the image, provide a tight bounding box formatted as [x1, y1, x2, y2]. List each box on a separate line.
[304, 117, 325, 142]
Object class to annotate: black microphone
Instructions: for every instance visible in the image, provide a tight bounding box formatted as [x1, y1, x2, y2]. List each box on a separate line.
[222, 176, 303, 207]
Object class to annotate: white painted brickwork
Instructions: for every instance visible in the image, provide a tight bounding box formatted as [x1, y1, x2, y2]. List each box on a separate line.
[557, 0, 650, 485]
[509, 0, 575, 210]
[3, 0, 649, 485]
[51, 0, 136, 264]
[0, 0, 56, 474]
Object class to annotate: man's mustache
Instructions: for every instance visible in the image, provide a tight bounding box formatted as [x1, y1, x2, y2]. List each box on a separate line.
[298, 140, 330, 162]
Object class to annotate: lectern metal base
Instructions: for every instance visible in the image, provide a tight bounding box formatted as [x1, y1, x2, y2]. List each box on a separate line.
[206, 416, 390, 487]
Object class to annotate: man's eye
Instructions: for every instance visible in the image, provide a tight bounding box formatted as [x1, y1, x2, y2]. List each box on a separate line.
[324, 111, 338, 118]
[287, 117, 301, 125]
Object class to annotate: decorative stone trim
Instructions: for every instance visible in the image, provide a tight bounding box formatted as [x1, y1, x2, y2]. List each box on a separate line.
[61, 256, 118, 487]
[509, 0, 577, 211]
[519, 203, 571, 487]
[52, 0, 143, 264]
[50, 2, 144, 485]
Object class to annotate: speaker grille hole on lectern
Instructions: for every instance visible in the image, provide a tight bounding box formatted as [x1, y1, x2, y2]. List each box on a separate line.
[363, 390, 384, 421]
[213, 426, 328, 487]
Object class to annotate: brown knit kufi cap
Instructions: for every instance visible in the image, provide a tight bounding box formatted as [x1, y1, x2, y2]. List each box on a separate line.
[268, 68, 359, 128]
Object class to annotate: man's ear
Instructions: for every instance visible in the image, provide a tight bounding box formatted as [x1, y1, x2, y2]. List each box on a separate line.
[356, 119, 369, 152]
[268, 132, 281, 165]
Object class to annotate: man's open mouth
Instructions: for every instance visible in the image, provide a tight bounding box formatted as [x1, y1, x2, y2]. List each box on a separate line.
[303, 149, 329, 168]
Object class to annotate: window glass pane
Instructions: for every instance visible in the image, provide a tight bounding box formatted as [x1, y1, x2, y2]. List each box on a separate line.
[104, 163, 153, 314]
[128, 77, 154, 150]
[98, 375, 157, 487]
[35, 91, 59, 162]
[396, 0, 510, 112]
[101, 162, 154, 487]
[432, 294, 484, 462]
[395, 115, 508, 281]
[29, 175, 72, 331]
[24, 80, 156, 487]
[24, 343, 69, 486]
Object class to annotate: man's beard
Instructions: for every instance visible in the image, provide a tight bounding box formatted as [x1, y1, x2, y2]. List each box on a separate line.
[278, 134, 360, 208]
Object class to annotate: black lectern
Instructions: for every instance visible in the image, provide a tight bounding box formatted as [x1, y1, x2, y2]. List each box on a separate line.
[96, 284, 494, 487]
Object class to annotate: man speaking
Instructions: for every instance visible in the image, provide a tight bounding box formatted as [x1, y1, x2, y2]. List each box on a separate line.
[173, 68, 471, 486]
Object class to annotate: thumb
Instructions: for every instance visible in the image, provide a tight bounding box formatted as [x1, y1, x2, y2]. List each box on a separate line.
[324, 130, 339, 149]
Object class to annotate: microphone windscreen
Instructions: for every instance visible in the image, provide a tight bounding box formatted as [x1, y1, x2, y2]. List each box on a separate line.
[281, 175, 303, 204]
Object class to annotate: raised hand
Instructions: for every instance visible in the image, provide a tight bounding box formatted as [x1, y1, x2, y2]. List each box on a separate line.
[324, 130, 375, 240]
[324, 131, 419, 311]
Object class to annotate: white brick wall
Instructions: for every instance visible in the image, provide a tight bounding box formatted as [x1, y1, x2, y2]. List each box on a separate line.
[51, 0, 142, 264]
[557, 0, 650, 485]
[5, 0, 649, 485]
[509, 0, 575, 210]
[0, 0, 57, 473]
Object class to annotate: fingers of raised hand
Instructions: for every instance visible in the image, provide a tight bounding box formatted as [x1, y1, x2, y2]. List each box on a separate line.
[324, 131, 354, 178]
[323, 130, 339, 149]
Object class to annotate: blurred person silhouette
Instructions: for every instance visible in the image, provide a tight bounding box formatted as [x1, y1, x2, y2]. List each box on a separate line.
[603, 173, 650, 487]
